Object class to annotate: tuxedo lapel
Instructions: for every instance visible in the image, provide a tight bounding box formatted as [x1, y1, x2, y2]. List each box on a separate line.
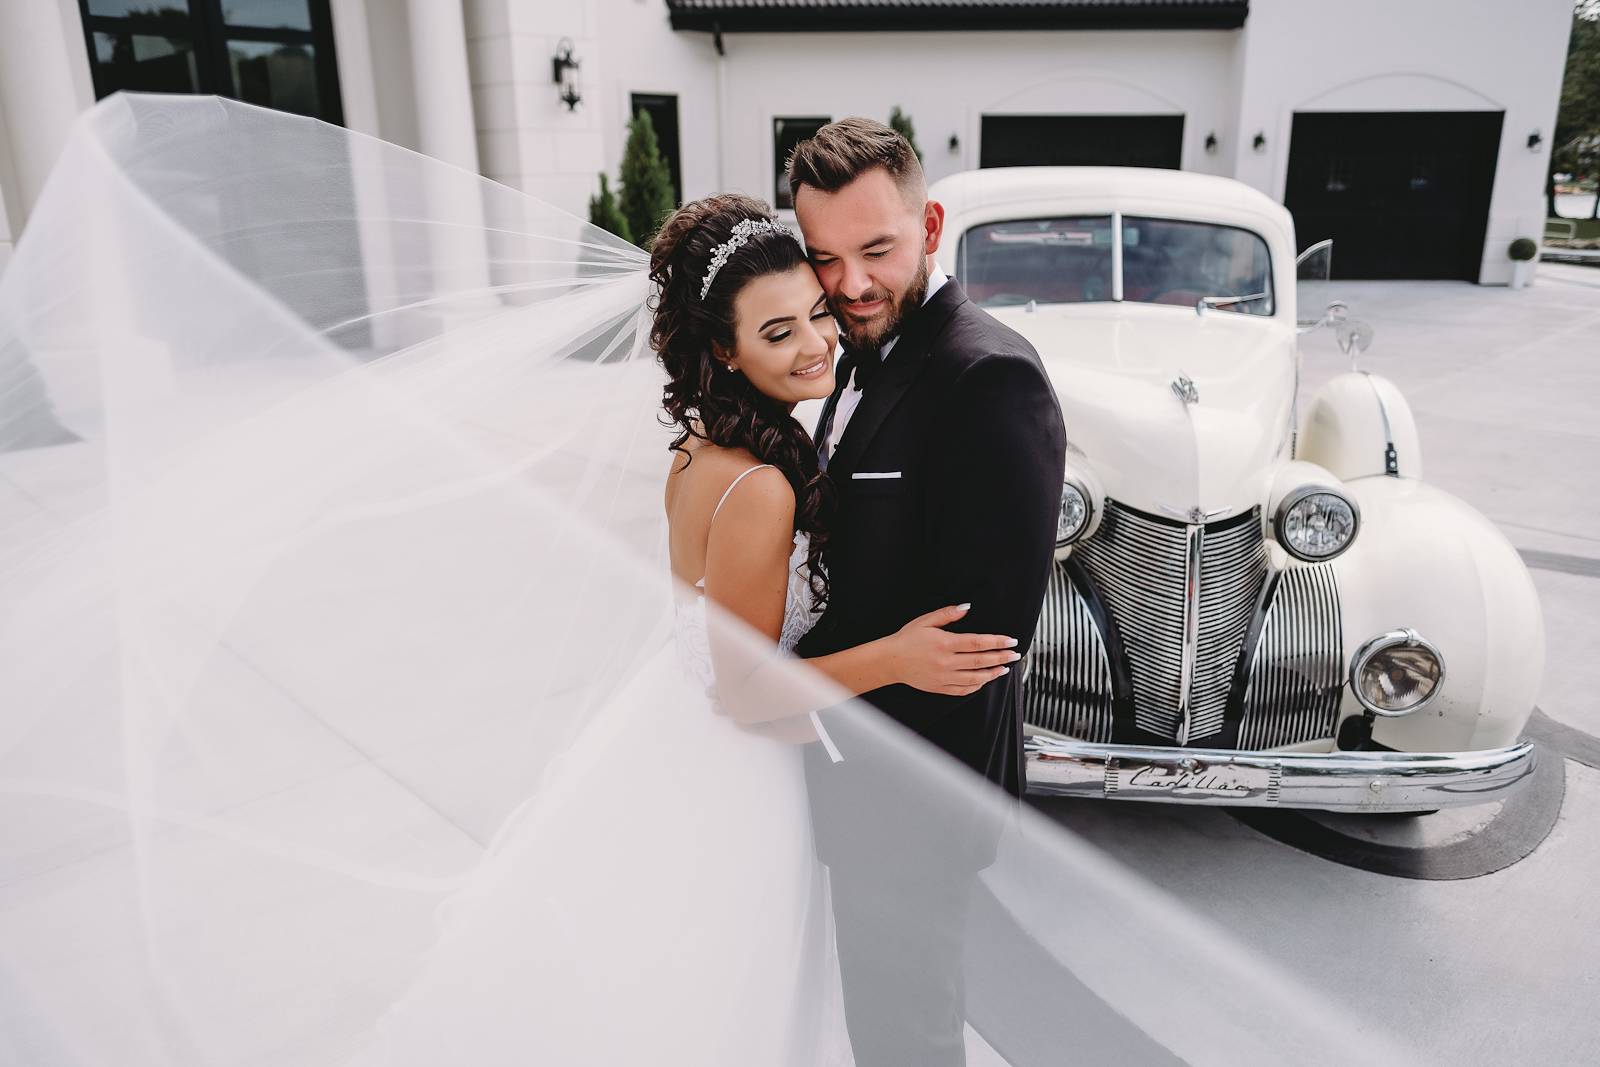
[829, 278, 968, 478]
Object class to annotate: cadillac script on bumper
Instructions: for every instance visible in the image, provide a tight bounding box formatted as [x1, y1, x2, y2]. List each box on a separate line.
[1106, 759, 1280, 802]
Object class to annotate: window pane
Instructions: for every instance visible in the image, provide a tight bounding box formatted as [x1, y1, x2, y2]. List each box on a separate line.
[1121, 217, 1273, 315]
[87, 1, 191, 18]
[956, 217, 1114, 307]
[221, 0, 312, 30]
[632, 94, 681, 206]
[774, 117, 828, 210]
[92, 30, 200, 95]
[227, 39, 320, 118]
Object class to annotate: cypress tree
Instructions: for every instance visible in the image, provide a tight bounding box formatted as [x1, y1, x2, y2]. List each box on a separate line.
[889, 106, 923, 163]
[620, 111, 676, 249]
[587, 173, 632, 245]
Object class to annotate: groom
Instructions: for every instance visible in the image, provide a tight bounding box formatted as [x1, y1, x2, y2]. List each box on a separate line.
[791, 119, 1066, 1065]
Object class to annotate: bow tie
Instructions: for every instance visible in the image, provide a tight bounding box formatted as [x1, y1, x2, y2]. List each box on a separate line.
[841, 342, 883, 391]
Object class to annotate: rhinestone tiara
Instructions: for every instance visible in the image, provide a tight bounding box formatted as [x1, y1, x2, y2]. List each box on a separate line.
[699, 217, 796, 300]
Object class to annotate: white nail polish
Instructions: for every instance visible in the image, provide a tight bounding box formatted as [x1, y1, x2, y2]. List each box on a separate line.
[957, 603, 971, 611]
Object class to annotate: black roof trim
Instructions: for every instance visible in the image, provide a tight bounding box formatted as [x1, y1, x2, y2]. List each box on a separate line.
[667, 1, 1248, 33]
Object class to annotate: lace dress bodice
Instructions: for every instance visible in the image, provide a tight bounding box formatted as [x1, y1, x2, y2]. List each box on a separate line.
[670, 464, 836, 764]
[674, 530, 819, 692]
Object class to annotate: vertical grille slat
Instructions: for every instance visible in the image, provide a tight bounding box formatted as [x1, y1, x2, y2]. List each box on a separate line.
[1238, 563, 1344, 750]
[1072, 500, 1269, 745]
[1024, 561, 1115, 743]
[1074, 503, 1184, 739]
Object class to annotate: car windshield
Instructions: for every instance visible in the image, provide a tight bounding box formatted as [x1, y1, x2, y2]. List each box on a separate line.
[957, 214, 1274, 315]
[956, 216, 1114, 306]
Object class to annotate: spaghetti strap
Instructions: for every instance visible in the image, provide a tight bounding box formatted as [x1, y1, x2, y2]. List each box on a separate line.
[691, 464, 777, 590]
[710, 464, 776, 524]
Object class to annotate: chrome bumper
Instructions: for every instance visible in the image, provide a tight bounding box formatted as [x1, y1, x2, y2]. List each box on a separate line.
[1024, 733, 1537, 812]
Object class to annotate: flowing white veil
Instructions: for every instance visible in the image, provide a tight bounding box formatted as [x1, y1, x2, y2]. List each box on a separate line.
[0, 94, 1414, 1066]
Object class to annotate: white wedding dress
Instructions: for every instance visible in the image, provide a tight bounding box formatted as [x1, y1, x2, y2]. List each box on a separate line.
[353, 466, 856, 1066]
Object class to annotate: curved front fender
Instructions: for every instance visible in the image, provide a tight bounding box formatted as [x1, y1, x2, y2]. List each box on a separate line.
[1325, 476, 1543, 751]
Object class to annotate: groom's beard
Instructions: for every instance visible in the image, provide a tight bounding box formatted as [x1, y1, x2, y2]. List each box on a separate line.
[835, 255, 929, 354]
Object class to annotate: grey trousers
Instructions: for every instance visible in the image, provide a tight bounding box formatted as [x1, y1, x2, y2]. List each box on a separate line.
[827, 859, 976, 1067]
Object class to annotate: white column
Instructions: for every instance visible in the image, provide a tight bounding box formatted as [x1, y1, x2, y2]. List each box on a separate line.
[406, 0, 483, 173]
[399, 0, 494, 338]
[328, 0, 382, 138]
[0, 0, 95, 239]
[0, 110, 17, 274]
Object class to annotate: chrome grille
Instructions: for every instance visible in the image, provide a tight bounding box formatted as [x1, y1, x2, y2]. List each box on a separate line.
[1238, 564, 1343, 749]
[1024, 562, 1114, 743]
[1193, 514, 1270, 741]
[1073, 501, 1269, 745]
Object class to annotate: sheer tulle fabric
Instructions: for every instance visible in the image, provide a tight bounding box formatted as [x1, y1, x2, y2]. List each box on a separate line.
[0, 94, 1411, 1066]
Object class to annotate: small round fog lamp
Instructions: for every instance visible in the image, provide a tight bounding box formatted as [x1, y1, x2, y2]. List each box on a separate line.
[1057, 479, 1090, 547]
[1349, 628, 1445, 717]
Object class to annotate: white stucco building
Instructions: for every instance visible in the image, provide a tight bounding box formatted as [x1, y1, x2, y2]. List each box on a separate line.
[0, 0, 1576, 283]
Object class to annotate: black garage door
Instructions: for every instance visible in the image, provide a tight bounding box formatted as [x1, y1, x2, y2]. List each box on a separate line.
[980, 115, 1184, 169]
[1285, 112, 1503, 281]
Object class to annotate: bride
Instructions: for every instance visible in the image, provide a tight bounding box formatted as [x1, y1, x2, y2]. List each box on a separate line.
[0, 93, 1409, 1067]
[351, 193, 1020, 1065]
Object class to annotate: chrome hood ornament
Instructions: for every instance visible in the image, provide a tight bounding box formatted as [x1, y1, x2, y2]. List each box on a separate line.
[1171, 374, 1199, 405]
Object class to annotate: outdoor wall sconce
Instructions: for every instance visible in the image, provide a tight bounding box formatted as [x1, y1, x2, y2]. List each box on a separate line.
[1252, 131, 1267, 152]
[1204, 132, 1218, 153]
[1527, 130, 1543, 151]
[948, 133, 960, 153]
[552, 38, 581, 111]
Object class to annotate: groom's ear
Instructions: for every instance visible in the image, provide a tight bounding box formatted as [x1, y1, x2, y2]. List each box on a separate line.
[921, 199, 946, 257]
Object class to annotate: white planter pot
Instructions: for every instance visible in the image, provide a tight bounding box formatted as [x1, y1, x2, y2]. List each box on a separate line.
[1510, 258, 1535, 289]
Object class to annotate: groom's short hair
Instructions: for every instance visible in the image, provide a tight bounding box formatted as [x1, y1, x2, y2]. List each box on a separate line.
[787, 117, 926, 208]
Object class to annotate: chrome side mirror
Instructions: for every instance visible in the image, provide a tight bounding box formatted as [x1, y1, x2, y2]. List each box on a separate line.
[1336, 318, 1374, 363]
[1297, 298, 1359, 336]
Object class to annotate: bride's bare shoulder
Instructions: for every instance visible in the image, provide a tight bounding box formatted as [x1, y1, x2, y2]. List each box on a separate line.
[664, 441, 791, 523]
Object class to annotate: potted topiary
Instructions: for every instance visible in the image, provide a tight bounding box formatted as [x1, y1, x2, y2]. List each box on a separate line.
[1508, 237, 1538, 289]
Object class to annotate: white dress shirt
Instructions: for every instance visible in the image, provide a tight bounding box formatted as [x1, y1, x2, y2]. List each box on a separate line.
[824, 264, 948, 460]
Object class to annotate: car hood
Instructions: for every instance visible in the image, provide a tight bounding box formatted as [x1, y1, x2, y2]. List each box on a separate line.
[988, 303, 1296, 520]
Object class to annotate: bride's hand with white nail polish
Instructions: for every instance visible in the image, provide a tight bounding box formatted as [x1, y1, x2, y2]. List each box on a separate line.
[886, 604, 1021, 697]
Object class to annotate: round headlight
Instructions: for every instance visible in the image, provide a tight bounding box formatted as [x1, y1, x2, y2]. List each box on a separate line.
[1057, 479, 1090, 546]
[1274, 485, 1359, 561]
[1349, 628, 1445, 717]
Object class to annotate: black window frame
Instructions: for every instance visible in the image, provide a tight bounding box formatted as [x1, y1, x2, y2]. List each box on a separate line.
[630, 93, 682, 207]
[77, 0, 344, 125]
[773, 116, 830, 210]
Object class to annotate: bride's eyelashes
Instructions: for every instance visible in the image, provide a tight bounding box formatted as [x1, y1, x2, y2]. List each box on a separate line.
[765, 309, 835, 345]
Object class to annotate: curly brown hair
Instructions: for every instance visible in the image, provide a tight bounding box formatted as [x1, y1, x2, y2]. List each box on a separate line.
[649, 193, 835, 609]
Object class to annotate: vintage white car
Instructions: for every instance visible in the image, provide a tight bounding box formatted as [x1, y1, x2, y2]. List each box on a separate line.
[929, 167, 1544, 813]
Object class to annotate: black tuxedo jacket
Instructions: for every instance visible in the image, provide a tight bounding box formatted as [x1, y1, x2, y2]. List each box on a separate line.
[798, 277, 1066, 866]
